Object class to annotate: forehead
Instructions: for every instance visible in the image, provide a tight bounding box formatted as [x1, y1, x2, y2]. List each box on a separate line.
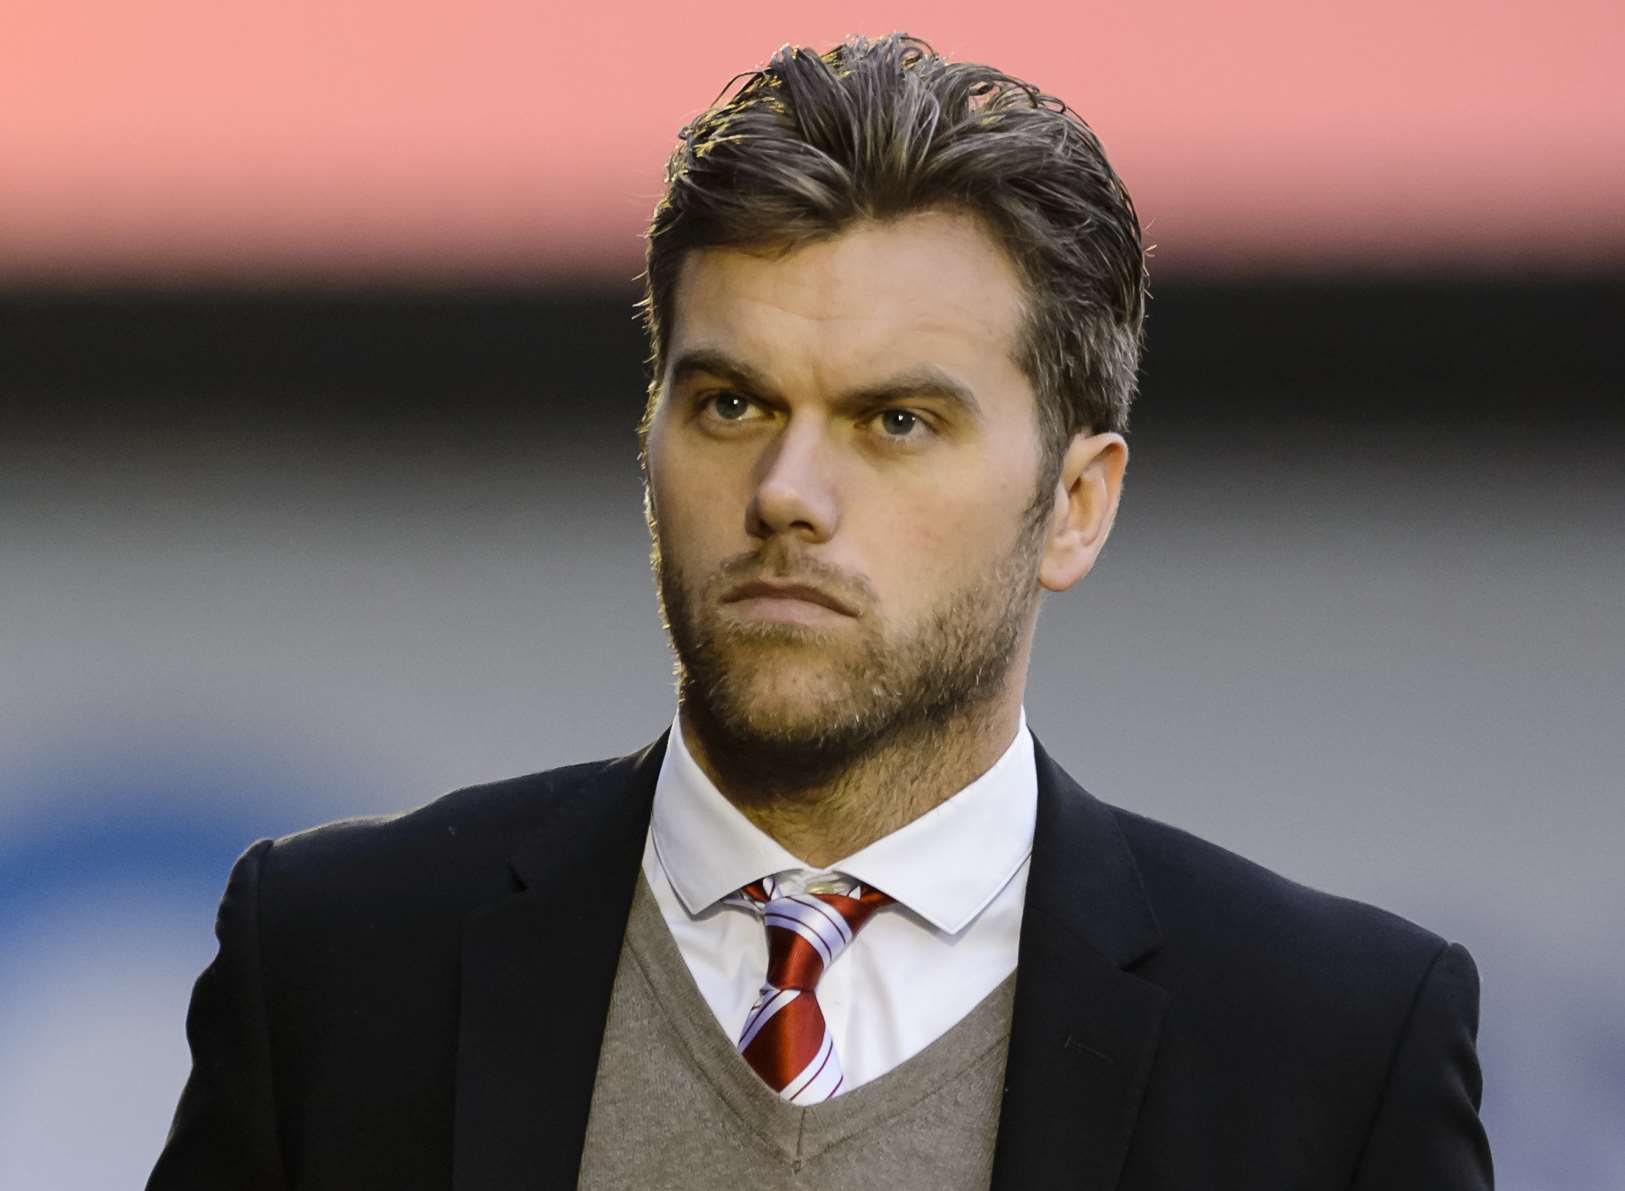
[666, 208, 1031, 401]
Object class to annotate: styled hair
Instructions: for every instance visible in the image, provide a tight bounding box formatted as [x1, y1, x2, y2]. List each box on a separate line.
[636, 32, 1149, 472]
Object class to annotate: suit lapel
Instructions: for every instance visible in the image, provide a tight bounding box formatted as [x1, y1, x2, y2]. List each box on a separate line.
[991, 737, 1168, 1191]
[453, 733, 667, 1191]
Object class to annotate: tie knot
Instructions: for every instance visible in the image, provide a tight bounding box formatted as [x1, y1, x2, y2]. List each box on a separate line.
[732, 879, 892, 992]
[727, 875, 892, 1104]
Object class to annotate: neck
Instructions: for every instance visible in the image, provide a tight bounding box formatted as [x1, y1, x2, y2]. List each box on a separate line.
[679, 691, 1024, 869]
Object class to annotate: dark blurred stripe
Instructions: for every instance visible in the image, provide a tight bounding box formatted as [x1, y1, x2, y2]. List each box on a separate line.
[2, 277, 1620, 444]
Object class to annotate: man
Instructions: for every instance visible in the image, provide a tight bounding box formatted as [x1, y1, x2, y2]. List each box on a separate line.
[148, 33, 1492, 1190]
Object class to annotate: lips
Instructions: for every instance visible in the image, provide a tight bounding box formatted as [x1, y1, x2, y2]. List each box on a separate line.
[723, 579, 858, 617]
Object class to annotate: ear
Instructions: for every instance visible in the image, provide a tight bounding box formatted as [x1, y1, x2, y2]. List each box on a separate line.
[1038, 431, 1128, 593]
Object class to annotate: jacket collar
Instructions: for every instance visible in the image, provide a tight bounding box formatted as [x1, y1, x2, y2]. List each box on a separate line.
[453, 732, 666, 1191]
[989, 733, 1168, 1190]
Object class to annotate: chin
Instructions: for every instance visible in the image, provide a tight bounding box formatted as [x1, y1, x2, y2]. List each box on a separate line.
[725, 664, 859, 728]
[686, 649, 870, 742]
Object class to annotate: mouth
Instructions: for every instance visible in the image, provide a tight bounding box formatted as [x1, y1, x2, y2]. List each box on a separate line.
[722, 579, 859, 619]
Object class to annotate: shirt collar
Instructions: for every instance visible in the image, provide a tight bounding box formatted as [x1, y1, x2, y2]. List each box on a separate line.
[650, 708, 1037, 936]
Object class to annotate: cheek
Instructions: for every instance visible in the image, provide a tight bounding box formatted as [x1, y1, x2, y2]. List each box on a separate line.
[650, 457, 737, 556]
[864, 491, 995, 598]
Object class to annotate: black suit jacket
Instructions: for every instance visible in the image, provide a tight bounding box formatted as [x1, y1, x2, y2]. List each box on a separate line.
[147, 732, 1492, 1189]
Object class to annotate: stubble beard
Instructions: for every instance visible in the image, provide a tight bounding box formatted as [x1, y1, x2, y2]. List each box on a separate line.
[648, 500, 1050, 802]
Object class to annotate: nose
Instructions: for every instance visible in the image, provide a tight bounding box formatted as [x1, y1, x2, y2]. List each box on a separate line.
[746, 417, 840, 544]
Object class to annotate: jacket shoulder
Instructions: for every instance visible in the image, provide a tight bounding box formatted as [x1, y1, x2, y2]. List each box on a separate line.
[1099, 805, 1490, 1185]
[1109, 803, 1450, 994]
[252, 754, 632, 922]
[274, 757, 617, 855]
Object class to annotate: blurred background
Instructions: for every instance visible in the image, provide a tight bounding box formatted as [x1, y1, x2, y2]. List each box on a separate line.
[2, 2, 1621, 1187]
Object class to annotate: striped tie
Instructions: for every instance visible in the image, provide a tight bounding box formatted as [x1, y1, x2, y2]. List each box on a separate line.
[726, 875, 893, 1104]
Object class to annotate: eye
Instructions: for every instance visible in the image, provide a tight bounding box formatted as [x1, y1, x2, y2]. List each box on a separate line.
[873, 408, 930, 439]
[700, 390, 761, 422]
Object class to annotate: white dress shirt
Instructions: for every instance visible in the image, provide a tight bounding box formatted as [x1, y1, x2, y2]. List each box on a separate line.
[641, 708, 1037, 1093]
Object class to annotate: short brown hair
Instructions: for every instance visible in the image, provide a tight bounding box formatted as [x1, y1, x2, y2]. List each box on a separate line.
[637, 33, 1148, 473]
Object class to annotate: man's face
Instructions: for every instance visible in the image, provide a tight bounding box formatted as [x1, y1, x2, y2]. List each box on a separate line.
[643, 208, 1055, 770]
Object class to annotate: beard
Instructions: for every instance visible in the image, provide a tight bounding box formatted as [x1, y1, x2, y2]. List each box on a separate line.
[648, 495, 1050, 799]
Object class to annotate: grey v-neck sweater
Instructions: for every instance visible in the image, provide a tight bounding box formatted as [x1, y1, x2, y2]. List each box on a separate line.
[576, 876, 1016, 1190]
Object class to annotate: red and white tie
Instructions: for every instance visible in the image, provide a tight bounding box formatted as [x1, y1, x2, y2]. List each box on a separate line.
[726, 874, 893, 1104]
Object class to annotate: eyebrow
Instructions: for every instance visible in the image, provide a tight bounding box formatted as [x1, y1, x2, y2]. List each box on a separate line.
[668, 346, 984, 421]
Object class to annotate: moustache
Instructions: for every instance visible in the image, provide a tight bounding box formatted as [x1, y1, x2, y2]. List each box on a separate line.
[711, 546, 875, 616]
